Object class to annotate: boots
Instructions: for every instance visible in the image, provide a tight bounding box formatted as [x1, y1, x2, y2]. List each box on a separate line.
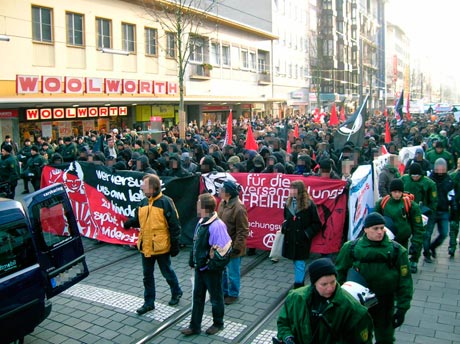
[448, 247, 455, 258]
[293, 282, 304, 289]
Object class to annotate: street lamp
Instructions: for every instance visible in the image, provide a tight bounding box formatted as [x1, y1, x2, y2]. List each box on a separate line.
[101, 48, 129, 56]
[0, 35, 10, 41]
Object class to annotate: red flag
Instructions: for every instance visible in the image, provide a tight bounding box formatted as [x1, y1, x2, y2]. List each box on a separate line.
[286, 140, 291, 154]
[294, 123, 299, 138]
[244, 124, 258, 151]
[406, 92, 411, 121]
[224, 110, 232, 146]
[340, 106, 346, 121]
[381, 144, 389, 155]
[329, 103, 339, 125]
[385, 119, 391, 144]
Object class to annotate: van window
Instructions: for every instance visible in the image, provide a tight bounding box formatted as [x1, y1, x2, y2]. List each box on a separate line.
[0, 220, 37, 279]
[31, 195, 76, 250]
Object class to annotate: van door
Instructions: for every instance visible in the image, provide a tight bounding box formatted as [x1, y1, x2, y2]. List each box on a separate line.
[23, 183, 89, 299]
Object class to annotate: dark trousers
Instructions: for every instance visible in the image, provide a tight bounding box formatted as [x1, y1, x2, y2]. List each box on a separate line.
[369, 294, 395, 344]
[190, 269, 224, 331]
[141, 253, 182, 307]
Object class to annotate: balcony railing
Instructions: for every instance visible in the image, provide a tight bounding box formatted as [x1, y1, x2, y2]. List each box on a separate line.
[258, 72, 271, 85]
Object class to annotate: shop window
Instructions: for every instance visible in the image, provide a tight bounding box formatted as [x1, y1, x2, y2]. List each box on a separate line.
[32, 5, 53, 43]
[96, 17, 112, 49]
[66, 12, 84, 46]
[122, 23, 136, 53]
[145, 27, 158, 56]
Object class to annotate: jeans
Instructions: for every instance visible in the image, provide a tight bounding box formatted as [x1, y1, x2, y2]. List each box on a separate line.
[293, 260, 306, 284]
[191, 269, 224, 331]
[222, 256, 241, 298]
[424, 211, 449, 253]
[141, 253, 182, 307]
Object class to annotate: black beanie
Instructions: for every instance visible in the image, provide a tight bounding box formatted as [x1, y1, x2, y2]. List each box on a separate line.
[364, 212, 386, 228]
[2, 144, 12, 153]
[409, 163, 423, 176]
[308, 258, 337, 285]
[389, 178, 404, 192]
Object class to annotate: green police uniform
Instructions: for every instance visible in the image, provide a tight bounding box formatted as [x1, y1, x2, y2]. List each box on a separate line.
[277, 284, 373, 344]
[0, 153, 20, 199]
[374, 197, 424, 261]
[448, 170, 460, 256]
[61, 142, 78, 162]
[401, 174, 438, 215]
[426, 149, 454, 171]
[336, 235, 413, 344]
[24, 153, 47, 191]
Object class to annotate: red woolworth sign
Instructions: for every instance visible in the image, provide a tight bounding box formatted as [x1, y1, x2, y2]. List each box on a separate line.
[16, 75, 178, 95]
[26, 106, 128, 121]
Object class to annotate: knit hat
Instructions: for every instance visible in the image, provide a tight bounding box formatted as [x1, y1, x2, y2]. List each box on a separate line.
[308, 258, 337, 285]
[409, 163, 423, 176]
[389, 179, 404, 192]
[364, 212, 386, 228]
[2, 144, 12, 153]
[222, 180, 239, 198]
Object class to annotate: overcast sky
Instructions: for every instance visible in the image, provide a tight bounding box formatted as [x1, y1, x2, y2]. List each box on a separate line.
[386, 0, 459, 79]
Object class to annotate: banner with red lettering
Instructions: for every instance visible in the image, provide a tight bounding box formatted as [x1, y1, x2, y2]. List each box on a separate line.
[41, 162, 200, 245]
[201, 173, 348, 254]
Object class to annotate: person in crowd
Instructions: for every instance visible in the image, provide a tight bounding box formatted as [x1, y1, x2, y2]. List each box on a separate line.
[374, 178, 424, 271]
[281, 180, 322, 288]
[123, 174, 183, 315]
[181, 193, 232, 337]
[136, 155, 157, 175]
[18, 139, 33, 194]
[23, 145, 47, 192]
[276, 258, 374, 344]
[401, 163, 437, 272]
[426, 141, 454, 171]
[424, 158, 454, 262]
[104, 136, 118, 160]
[449, 158, 460, 257]
[181, 152, 198, 174]
[317, 158, 340, 179]
[378, 154, 400, 197]
[336, 212, 413, 344]
[40, 142, 54, 158]
[164, 153, 191, 177]
[61, 137, 78, 162]
[1, 135, 19, 155]
[0, 144, 20, 199]
[217, 180, 249, 305]
[403, 147, 432, 175]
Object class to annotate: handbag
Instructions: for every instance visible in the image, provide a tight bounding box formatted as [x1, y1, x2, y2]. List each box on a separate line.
[269, 231, 284, 259]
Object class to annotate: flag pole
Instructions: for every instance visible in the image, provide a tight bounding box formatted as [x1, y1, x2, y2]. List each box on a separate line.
[339, 93, 369, 160]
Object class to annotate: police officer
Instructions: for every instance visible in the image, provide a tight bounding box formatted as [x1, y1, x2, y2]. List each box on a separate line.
[374, 178, 424, 273]
[336, 212, 413, 344]
[401, 163, 437, 272]
[0, 145, 20, 199]
[426, 141, 454, 171]
[277, 258, 373, 344]
[449, 158, 460, 257]
[18, 139, 33, 194]
[23, 145, 47, 192]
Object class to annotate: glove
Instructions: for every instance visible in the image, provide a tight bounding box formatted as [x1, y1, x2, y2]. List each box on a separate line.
[170, 241, 180, 257]
[392, 309, 406, 328]
[283, 336, 296, 344]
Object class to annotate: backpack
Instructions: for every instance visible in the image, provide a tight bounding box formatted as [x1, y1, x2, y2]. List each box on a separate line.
[349, 238, 400, 269]
[380, 192, 415, 218]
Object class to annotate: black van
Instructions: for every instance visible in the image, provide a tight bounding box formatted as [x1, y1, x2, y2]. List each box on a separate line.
[0, 183, 89, 344]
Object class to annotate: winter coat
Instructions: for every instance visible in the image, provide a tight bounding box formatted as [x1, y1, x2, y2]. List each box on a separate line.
[282, 200, 321, 260]
[277, 284, 373, 344]
[217, 196, 248, 258]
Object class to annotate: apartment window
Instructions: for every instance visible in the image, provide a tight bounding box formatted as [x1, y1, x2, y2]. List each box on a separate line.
[222, 45, 231, 66]
[145, 28, 158, 56]
[166, 32, 176, 58]
[189, 36, 204, 63]
[241, 49, 249, 69]
[96, 18, 112, 49]
[249, 52, 256, 70]
[211, 42, 221, 65]
[66, 12, 84, 46]
[258, 58, 266, 72]
[122, 23, 136, 53]
[32, 6, 53, 43]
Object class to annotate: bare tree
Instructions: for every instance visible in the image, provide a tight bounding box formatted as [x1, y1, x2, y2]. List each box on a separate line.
[143, 0, 218, 137]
